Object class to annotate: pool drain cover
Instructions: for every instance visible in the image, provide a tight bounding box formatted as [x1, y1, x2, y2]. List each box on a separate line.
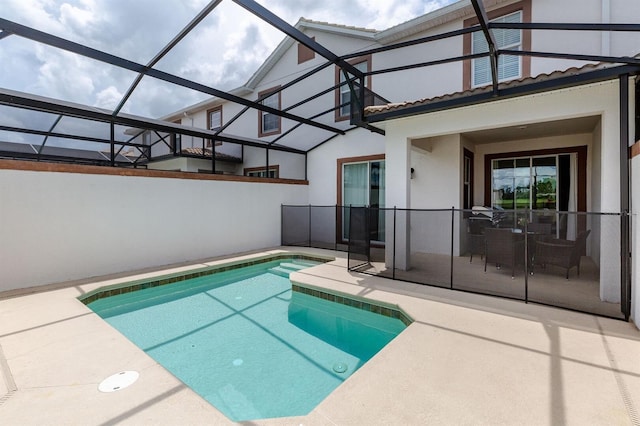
[98, 371, 139, 393]
[332, 362, 348, 373]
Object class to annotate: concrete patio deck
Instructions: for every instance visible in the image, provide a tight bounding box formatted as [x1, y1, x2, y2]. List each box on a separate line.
[1, 248, 639, 425]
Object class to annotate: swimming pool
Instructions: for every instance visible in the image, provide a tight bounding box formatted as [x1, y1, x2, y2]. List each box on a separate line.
[85, 255, 410, 421]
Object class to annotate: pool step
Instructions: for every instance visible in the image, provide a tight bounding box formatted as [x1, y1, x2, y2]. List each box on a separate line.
[268, 261, 315, 278]
[290, 259, 320, 267]
[279, 262, 307, 271]
[268, 266, 295, 278]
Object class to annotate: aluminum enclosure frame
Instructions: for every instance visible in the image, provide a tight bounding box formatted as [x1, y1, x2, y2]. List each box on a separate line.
[0, 1, 638, 163]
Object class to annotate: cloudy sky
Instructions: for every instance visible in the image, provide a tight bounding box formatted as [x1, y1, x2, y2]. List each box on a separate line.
[0, 0, 458, 119]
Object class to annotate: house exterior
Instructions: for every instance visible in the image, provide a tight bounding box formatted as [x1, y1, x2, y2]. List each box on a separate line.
[147, 0, 640, 324]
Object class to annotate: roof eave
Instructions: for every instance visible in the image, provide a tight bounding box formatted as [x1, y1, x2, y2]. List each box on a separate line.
[365, 64, 640, 123]
[160, 85, 253, 122]
[298, 19, 378, 40]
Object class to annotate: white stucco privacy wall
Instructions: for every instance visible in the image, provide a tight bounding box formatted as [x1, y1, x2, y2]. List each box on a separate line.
[0, 167, 308, 292]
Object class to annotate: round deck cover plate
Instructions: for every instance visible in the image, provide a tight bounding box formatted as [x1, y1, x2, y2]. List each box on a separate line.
[98, 371, 139, 393]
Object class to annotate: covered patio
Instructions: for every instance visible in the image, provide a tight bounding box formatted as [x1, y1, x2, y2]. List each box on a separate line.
[365, 74, 632, 321]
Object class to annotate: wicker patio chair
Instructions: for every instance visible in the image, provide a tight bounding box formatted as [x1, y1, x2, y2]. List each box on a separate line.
[526, 222, 552, 271]
[484, 228, 526, 278]
[533, 229, 591, 279]
[467, 218, 492, 263]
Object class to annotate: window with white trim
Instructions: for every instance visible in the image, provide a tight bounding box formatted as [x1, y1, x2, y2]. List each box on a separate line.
[259, 89, 281, 136]
[337, 60, 369, 119]
[245, 166, 279, 178]
[208, 107, 221, 131]
[207, 106, 222, 147]
[471, 11, 522, 87]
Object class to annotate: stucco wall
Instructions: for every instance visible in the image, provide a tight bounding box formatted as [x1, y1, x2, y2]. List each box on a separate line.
[306, 128, 385, 205]
[0, 165, 308, 292]
[409, 134, 462, 255]
[147, 157, 239, 174]
[242, 147, 306, 180]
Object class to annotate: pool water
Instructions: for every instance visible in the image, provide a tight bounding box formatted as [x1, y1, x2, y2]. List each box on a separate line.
[88, 258, 407, 421]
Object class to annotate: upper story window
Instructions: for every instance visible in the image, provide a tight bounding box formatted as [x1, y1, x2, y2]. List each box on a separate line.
[463, 0, 531, 91]
[171, 119, 181, 151]
[208, 106, 222, 131]
[335, 57, 371, 122]
[207, 106, 222, 147]
[471, 11, 522, 87]
[258, 87, 281, 137]
[244, 165, 279, 178]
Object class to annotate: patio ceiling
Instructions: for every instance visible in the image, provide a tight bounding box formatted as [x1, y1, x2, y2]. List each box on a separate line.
[462, 115, 601, 144]
[0, 0, 640, 166]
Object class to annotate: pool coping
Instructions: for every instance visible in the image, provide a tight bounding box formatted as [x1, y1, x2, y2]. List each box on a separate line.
[79, 249, 413, 329]
[78, 252, 333, 305]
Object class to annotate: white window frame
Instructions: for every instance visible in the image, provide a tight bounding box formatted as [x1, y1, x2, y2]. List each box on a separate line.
[338, 60, 369, 118]
[246, 167, 278, 178]
[208, 108, 222, 131]
[260, 91, 280, 135]
[207, 106, 222, 147]
[471, 11, 522, 87]
[491, 155, 559, 211]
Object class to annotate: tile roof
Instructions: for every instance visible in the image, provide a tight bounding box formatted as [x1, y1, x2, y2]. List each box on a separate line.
[364, 62, 612, 116]
[181, 147, 241, 162]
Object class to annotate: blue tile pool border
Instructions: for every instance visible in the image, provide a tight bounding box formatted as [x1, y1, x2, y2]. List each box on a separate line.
[291, 284, 413, 327]
[79, 253, 330, 306]
[79, 253, 412, 327]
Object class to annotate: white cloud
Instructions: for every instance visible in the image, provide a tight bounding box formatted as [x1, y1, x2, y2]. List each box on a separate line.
[59, 0, 97, 31]
[34, 47, 95, 103]
[95, 85, 124, 110]
[358, 0, 455, 30]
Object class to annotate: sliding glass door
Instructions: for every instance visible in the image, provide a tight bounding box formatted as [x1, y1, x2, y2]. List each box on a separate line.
[491, 153, 580, 238]
[342, 160, 385, 242]
[492, 156, 558, 211]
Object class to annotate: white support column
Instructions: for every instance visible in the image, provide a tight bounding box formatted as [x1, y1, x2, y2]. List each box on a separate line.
[385, 125, 412, 270]
[599, 86, 623, 302]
